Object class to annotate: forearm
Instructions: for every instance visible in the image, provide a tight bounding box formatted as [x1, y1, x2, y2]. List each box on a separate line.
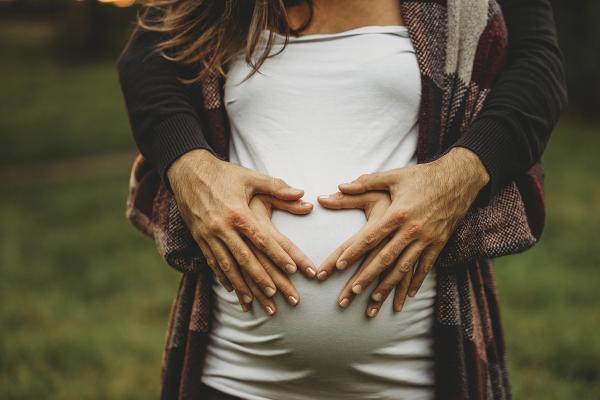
[450, 0, 568, 205]
[116, 7, 218, 188]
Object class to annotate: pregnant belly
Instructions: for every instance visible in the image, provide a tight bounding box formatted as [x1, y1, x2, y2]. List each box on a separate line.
[206, 204, 437, 379]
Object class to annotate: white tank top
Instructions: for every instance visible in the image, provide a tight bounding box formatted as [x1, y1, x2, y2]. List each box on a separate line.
[201, 25, 436, 400]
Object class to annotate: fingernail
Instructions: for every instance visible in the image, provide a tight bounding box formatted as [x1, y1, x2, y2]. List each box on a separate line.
[408, 290, 417, 297]
[288, 295, 298, 305]
[243, 294, 253, 303]
[318, 194, 331, 199]
[289, 188, 303, 195]
[368, 307, 379, 317]
[339, 298, 349, 308]
[241, 303, 249, 312]
[265, 306, 275, 315]
[264, 287, 276, 297]
[306, 267, 316, 278]
[317, 270, 328, 280]
[372, 292, 382, 302]
[301, 201, 313, 207]
[285, 263, 297, 273]
[336, 260, 348, 270]
[352, 284, 362, 294]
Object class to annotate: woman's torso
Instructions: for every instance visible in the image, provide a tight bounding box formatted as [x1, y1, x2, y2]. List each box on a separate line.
[201, 26, 437, 400]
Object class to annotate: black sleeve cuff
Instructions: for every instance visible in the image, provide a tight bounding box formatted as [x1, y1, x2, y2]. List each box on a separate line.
[150, 113, 220, 193]
[449, 117, 515, 208]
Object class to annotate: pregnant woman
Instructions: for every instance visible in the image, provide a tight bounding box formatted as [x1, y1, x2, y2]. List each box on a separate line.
[203, 19, 438, 400]
[118, 0, 567, 399]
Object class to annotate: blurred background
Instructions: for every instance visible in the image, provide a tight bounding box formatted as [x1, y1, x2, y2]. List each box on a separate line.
[0, 1, 598, 399]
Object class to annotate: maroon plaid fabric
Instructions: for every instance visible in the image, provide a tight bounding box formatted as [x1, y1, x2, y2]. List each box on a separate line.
[125, 1, 545, 398]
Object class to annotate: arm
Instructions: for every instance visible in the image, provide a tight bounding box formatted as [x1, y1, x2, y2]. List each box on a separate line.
[116, 8, 219, 189]
[450, 0, 568, 206]
[315, 0, 569, 315]
[117, 9, 320, 315]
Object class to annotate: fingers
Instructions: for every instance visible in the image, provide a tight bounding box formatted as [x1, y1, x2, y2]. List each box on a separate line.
[197, 237, 233, 292]
[250, 173, 305, 201]
[338, 171, 394, 194]
[336, 239, 388, 309]
[335, 206, 403, 270]
[206, 237, 254, 306]
[218, 229, 278, 298]
[271, 229, 317, 279]
[408, 244, 441, 297]
[255, 196, 317, 278]
[316, 234, 354, 281]
[241, 268, 277, 316]
[235, 214, 299, 275]
[268, 196, 314, 215]
[317, 191, 371, 209]
[249, 241, 301, 307]
[364, 242, 422, 317]
[348, 229, 416, 297]
[393, 268, 413, 312]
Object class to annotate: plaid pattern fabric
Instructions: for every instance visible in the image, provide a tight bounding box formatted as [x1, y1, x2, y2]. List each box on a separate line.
[125, 1, 545, 398]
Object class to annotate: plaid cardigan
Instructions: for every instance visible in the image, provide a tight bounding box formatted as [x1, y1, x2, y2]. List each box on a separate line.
[125, 1, 546, 399]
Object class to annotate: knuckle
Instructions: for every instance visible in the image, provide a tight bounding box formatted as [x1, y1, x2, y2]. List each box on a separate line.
[432, 237, 447, 247]
[420, 233, 433, 243]
[254, 276, 270, 288]
[207, 219, 225, 234]
[252, 232, 267, 249]
[406, 223, 421, 238]
[226, 207, 247, 225]
[399, 262, 412, 272]
[236, 249, 252, 265]
[379, 251, 396, 266]
[220, 262, 232, 272]
[362, 232, 378, 247]
[390, 210, 409, 225]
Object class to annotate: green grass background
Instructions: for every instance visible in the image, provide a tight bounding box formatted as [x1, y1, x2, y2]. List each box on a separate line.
[1, 20, 599, 400]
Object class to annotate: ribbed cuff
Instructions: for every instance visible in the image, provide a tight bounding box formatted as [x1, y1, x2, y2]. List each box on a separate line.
[449, 117, 515, 208]
[150, 113, 218, 193]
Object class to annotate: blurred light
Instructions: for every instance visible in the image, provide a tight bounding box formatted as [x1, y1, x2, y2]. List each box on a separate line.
[98, 0, 136, 7]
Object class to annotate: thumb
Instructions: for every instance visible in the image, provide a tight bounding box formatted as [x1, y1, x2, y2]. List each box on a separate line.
[268, 197, 314, 215]
[250, 173, 304, 200]
[338, 171, 393, 194]
[317, 192, 370, 210]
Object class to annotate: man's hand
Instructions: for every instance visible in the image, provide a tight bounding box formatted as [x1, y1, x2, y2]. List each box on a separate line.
[167, 149, 317, 309]
[315, 191, 413, 316]
[316, 147, 490, 316]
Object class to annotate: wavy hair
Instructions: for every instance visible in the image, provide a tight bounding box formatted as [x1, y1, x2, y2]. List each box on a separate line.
[138, 0, 313, 83]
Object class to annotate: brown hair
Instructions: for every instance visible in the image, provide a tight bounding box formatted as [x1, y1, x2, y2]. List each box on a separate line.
[138, 0, 313, 83]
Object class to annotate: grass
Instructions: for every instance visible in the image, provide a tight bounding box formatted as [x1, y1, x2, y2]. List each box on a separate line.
[493, 120, 600, 399]
[1, 18, 599, 400]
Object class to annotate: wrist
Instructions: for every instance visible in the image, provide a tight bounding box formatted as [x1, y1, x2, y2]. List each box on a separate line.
[437, 147, 490, 192]
[167, 149, 219, 189]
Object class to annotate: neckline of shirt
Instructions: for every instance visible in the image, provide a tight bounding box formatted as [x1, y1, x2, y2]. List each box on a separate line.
[264, 25, 409, 43]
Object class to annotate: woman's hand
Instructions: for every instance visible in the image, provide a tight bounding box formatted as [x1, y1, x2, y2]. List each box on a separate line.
[317, 147, 490, 316]
[167, 149, 317, 309]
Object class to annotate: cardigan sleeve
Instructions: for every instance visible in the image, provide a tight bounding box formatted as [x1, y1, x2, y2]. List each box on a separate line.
[450, 0, 568, 207]
[116, 8, 219, 190]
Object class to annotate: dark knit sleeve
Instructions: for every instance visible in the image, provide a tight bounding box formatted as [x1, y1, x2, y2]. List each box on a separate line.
[450, 0, 568, 207]
[116, 8, 219, 191]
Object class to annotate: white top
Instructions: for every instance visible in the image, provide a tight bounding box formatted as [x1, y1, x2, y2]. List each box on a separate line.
[201, 25, 436, 400]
